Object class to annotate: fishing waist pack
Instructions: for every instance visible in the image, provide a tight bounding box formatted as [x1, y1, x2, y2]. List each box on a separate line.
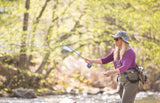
[119, 59, 147, 84]
[122, 66, 147, 84]
[118, 66, 147, 84]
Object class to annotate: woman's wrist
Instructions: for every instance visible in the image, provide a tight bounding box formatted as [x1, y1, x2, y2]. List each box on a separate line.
[112, 69, 120, 74]
[91, 59, 102, 64]
[109, 70, 113, 75]
[91, 59, 94, 63]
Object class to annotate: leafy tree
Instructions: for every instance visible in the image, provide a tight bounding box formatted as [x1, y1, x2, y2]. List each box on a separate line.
[0, 0, 159, 92]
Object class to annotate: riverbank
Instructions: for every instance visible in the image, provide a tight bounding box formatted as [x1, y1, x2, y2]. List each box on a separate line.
[0, 91, 160, 103]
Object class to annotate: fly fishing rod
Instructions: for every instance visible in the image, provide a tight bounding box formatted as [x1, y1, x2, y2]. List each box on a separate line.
[62, 46, 92, 68]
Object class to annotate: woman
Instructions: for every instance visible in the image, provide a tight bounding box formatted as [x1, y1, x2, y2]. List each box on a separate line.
[84, 31, 139, 103]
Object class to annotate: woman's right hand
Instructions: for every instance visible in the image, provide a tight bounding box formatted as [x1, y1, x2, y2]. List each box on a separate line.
[84, 58, 93, 64]
[84, 58, 102, 64]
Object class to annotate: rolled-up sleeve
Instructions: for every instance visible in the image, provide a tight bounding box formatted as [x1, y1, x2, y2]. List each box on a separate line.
[101, 51, 114, 64]
[118, 50, 135, 73]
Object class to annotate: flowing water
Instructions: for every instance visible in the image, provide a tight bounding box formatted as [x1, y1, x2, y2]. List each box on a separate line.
[0, 92, 160, 103]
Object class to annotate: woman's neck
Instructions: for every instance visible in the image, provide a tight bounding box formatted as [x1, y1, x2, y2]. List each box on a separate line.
[118, 46, 122, 50]
[119, 45, 130, 51]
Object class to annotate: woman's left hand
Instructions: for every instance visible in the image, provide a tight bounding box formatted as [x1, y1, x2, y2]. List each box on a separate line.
[103, 70, 113, 77]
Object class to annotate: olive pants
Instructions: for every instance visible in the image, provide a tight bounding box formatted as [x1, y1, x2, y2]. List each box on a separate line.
[117, 71, 139, 103]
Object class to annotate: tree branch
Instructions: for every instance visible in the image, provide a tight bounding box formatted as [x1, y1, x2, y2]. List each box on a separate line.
[26, 0, 51, 70]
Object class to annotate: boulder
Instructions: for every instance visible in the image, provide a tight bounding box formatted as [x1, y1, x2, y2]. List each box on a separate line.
[12, 89, 37, 98]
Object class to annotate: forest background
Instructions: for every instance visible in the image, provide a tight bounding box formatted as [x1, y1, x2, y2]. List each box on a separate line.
[0, 0, 160, 95]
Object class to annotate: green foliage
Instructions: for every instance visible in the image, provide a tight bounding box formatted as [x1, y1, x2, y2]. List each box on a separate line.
[0, 0, 160, 92]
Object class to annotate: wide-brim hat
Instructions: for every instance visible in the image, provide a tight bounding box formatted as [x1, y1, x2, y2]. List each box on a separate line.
[112, 31, 129, 44]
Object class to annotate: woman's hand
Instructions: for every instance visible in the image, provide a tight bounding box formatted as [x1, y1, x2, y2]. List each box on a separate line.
[104, 70, 113, 77]
[84, 58, 93, 64]
[84, 58, 102, 64]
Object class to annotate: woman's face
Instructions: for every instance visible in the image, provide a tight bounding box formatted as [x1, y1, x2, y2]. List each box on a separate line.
[114, 38, 122, 47]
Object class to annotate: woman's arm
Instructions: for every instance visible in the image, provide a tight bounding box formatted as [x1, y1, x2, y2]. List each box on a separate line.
[84, 50, 114, 65]
[84, 58, 102, 64]
[104, 69, 120, 77]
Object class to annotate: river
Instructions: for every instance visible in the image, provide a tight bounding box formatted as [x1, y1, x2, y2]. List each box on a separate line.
[0, 91, 160, 103]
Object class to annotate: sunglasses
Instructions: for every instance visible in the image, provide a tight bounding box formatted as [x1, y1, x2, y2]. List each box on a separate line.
[114, 38, 119, 41]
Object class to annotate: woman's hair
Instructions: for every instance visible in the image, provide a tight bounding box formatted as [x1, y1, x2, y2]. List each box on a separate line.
[114, 40, 129, 61]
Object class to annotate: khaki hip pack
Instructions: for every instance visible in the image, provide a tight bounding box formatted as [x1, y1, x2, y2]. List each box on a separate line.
[119, 59, 147, 84]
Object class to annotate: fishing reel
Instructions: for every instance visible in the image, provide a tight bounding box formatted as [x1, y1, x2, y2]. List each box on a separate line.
[87, 63, 92, 68]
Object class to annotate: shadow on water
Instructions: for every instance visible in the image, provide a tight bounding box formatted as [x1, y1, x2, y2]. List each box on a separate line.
[0, 92, 160, 103]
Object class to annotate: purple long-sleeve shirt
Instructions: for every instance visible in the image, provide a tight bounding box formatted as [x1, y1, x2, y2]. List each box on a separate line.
[101, 49, 137, 73]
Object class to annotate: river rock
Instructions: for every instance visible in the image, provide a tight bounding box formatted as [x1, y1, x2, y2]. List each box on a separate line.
[12, 89, 37, 98]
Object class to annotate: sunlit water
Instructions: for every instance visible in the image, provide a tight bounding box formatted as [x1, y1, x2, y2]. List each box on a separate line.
[0, 92, 160, 103]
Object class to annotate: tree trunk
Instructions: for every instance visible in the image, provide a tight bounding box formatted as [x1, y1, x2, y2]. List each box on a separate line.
[36, 52, 50, 73]
[26, 0, 50, 70]
[35, 0, 58, 74]
[19, 0, 30, 69]
[44, 60, 58, 79]
[35, 0, 77, 74]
